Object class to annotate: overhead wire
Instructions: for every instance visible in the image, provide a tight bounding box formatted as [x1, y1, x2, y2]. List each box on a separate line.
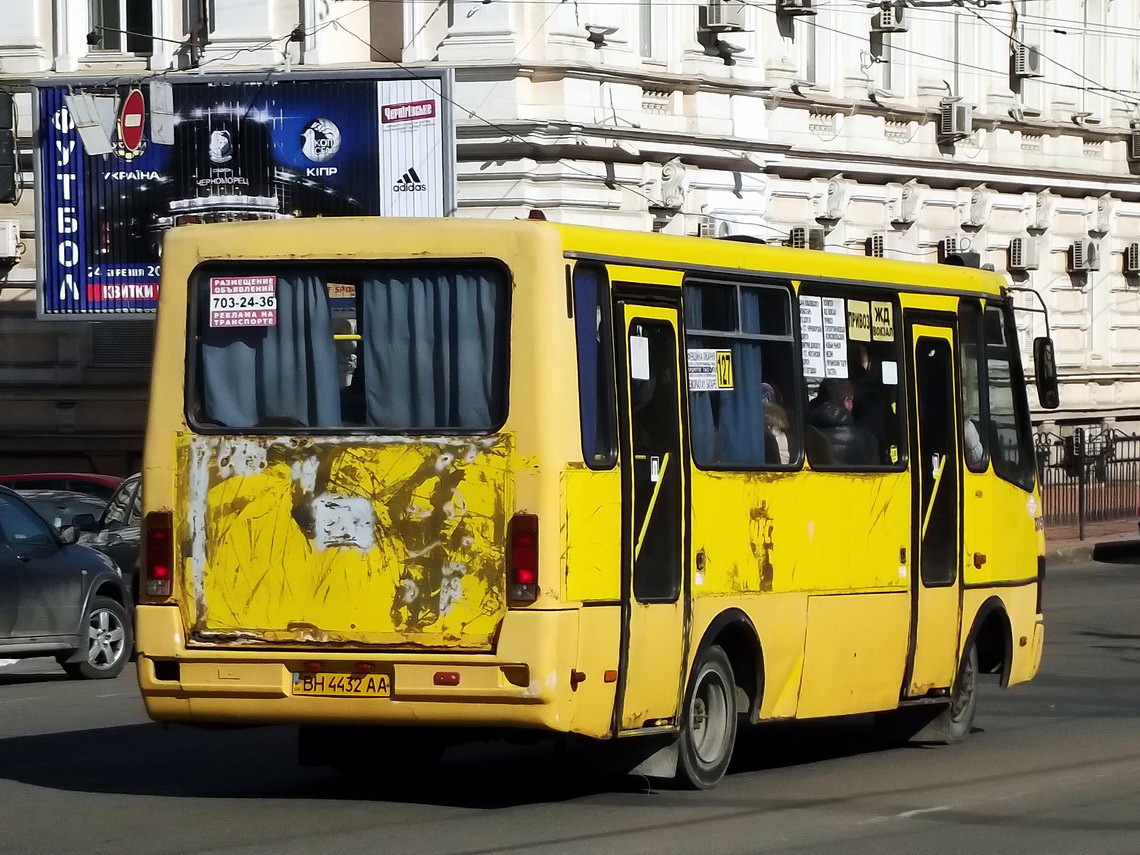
[936, 2, 1140, 115]
[743, 0, 1140, 115]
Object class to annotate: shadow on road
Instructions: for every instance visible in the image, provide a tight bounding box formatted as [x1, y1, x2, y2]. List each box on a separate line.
[1091, 539, 1140, 563]
[0, 672, 69, 688]
[0, 716, 921, 808]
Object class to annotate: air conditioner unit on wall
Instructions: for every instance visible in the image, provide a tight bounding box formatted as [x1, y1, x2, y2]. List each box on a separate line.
[777, 0, 817, 17]
[0, 220, 19, 260]
[1124, 242, 1140, 275]
[705, 0, 747, 31]
[1129, 130, 1140, 163]
[790, 226, 826, 251]
[938, 234, 965, 259]
[872, 4, 906, 33]
[938, 101, 973, 142]
[1013, 44, 1044, 78]
[1009, 236, 1040, 271]
[865, 233, 885, 258]
[1069, 239, 1100, 272]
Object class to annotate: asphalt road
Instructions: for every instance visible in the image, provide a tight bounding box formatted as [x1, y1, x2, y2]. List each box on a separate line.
[1, 556, 1137, 855]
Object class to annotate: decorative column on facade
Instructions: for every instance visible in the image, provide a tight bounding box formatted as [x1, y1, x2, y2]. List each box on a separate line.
[0, 0, 50, 74]
[51, 0, 84, 72]
[437, 0, 519, 62]
[203, 0, 289, 67]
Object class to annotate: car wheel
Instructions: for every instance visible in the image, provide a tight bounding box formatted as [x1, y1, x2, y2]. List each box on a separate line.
[676, 645, 738, 790]
[62, 596, 132, 680]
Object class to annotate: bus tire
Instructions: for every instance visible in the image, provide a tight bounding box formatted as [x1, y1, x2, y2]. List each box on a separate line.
[676, 645, 738, 790]
[933, 642, 980, 745]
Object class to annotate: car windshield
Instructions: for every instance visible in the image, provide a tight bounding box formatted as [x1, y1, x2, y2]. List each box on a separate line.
[19, 492, 109, 530]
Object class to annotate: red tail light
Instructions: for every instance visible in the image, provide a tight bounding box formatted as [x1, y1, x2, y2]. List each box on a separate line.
[144, 510, 174, 599]
[508, 513, 539, 604]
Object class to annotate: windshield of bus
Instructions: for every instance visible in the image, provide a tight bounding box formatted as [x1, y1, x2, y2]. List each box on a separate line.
[189, 260, 510, 434]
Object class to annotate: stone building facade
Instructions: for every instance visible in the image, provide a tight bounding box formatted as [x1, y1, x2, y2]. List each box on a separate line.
[1, 0, 1139, 471]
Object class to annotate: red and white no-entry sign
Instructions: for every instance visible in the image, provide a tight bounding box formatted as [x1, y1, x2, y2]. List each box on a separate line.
[117, 88, 146, 155]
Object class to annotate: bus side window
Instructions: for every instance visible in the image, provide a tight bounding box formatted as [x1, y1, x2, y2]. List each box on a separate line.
[983, 304, 1036, 491]
[800, 288, 905, 470]
[572, 265, 618, 469]
[959, 300, 988, 472]
[684, 280, 801, 469]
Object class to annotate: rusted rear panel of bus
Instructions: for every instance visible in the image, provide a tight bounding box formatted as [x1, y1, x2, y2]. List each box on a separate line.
[178, 433, 514, 649]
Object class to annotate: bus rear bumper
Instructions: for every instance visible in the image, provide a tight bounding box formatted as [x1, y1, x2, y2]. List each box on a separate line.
[135, 605, 580, 732]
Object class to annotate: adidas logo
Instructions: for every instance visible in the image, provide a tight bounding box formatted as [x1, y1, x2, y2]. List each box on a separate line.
[394, 167, 427, 192]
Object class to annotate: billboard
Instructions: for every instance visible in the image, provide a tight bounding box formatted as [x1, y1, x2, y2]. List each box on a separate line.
[34, 70, 456, 318]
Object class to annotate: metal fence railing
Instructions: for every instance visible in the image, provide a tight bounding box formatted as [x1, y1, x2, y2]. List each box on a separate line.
[1036, 428, 1140, 537]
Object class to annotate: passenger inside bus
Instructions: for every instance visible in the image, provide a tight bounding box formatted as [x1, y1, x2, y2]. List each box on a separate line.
[850, 343, 890, 454]
[807, 379, 878, 466]
[761, 382, 791, 465]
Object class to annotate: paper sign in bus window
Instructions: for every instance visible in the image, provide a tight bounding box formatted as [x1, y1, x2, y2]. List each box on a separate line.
[872, 301, 894, 341]
[687, 349, 734, 391]
[847, 300, 871, 342]
[630, 334, 650, 380]
[688, 348, 717, 391]
[821, 296, 849, 378]
[799, 295, 825, 378]
[715, 350, 734, 390]
[209, 276, 278, 328]
[881, 360, 899, 386]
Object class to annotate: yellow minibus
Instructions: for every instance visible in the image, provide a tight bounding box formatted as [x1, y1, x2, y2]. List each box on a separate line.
[136, 217, 1054, 788]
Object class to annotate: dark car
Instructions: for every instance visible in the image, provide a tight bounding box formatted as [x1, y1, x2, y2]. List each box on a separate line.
[74, 474, 142, 604]
[0, 473, 123, 502]
[0, 486, 133, 679]
[16, 490, 110, 532]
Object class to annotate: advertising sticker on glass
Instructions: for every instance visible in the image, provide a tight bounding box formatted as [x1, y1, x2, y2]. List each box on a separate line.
[209, 276, 277, 328]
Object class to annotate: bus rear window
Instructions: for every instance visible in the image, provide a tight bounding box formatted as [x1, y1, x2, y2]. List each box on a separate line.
[190, 261, 510, 433]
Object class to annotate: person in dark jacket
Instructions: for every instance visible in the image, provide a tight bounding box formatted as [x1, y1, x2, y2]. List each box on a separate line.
[850, 343, 889, 460]
[808, 378, 878, 465]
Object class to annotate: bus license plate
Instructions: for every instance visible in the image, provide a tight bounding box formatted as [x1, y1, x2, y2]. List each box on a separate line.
[292, 672, 391, 698]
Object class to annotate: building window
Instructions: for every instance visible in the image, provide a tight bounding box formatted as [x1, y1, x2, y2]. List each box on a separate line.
[90, 0, 154, 54]
[640, 0, 655, 57]
[184, 0, 216, 39]
[799, 17, 817, 85]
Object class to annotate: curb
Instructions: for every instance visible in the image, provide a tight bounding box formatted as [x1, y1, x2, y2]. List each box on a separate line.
[1045, 544, 1099, 565]
[1045, 537, 1140, 565]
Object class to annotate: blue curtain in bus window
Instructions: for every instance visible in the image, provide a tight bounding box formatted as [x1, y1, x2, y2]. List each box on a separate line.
[199, 273, 340, 428]
[361, 265, 506, 430]
[573, 266, 616, 467]
[687, 287, 766, 467]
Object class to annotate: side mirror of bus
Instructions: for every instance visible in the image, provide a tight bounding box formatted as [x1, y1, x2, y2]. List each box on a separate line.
[1033, 336, 1060, 410]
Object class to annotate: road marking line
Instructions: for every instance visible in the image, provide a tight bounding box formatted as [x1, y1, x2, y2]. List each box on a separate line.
[895, 806, 953, 819]
[861, 805, 954, 824]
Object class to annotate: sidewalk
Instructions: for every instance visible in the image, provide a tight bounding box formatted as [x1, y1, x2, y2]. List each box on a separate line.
[1045, 518, 1139, 564]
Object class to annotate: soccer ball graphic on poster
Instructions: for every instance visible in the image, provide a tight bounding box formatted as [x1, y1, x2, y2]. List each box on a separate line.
[301, 118, 342, 163]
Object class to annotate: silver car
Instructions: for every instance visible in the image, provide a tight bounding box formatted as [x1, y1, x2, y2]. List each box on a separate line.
[0, 485, 132, 679]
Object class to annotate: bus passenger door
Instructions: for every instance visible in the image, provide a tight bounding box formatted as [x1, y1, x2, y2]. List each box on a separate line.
[905, 321, 963, 696]
[614, 302, 687, 732]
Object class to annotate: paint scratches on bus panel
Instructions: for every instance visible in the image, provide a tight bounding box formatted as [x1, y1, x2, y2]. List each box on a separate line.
[177, 433, 515, 648]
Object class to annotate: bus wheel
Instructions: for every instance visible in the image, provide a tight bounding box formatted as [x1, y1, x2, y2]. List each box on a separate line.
[936, 642, 980, 744]
[677, 645, 738, 790]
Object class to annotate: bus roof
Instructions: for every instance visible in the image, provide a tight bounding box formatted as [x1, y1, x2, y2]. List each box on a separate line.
[162, 217, 1007, 298]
